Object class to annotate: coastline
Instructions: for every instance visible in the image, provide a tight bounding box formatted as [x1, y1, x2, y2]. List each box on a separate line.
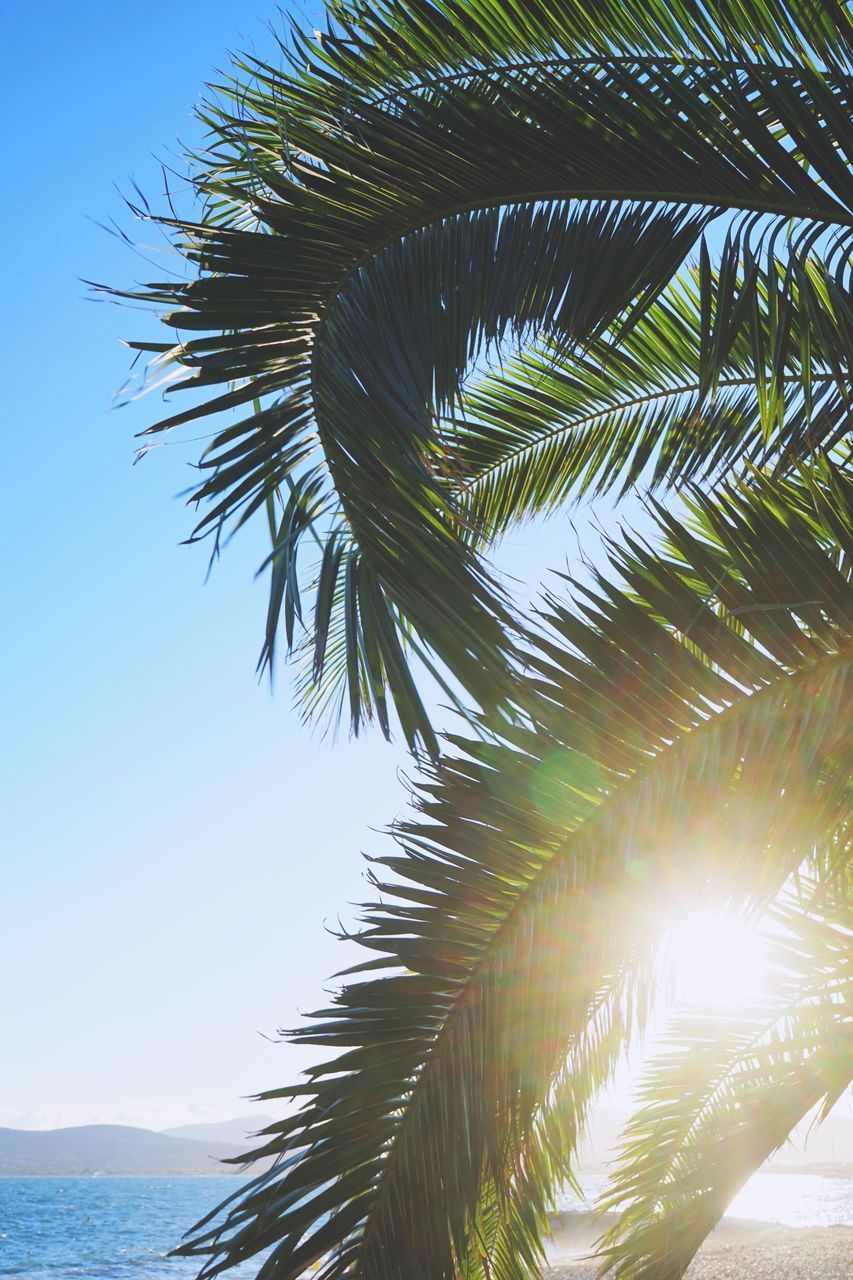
[546, 1212, 853, 1279]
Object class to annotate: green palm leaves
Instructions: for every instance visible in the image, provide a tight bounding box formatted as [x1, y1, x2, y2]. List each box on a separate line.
[453, 235, 853, 535]
[113, 0, 853, 747]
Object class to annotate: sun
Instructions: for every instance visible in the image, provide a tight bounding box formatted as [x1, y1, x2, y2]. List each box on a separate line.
[668, 910, 770, 1008]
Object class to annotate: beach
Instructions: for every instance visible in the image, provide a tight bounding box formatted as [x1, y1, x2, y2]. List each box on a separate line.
[546, 1213, 853, 1279]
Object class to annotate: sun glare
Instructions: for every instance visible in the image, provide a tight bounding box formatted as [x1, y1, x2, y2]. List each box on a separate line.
[669, 911, 770, 1008]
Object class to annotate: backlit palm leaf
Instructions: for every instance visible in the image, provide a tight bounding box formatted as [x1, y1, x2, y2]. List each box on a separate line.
[596, 881, 852, 1279]
[451, 233, 853, 539]
[323, 1, 852, 88]
[176, 457, 852, 1280]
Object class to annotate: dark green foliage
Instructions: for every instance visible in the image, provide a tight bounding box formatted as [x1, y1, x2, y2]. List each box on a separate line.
[111, 0, 852, 749]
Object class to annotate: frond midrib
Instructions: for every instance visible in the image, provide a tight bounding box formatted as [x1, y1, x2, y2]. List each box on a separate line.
[451, 371, 842, 508]
[366, 52, 852, 111]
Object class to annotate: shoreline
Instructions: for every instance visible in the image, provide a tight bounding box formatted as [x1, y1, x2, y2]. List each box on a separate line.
[546, 1212, 853, 1279]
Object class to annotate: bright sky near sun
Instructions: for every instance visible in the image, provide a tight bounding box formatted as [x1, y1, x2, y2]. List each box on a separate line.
[1, 0, 633, 1133]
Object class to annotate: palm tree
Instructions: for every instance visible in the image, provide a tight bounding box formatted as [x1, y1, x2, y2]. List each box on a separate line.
[112, 2, 852, 1277]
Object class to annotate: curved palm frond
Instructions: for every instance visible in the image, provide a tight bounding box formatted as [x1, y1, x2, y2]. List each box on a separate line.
[112, 0, 853, 744]
[450, 229, 853, 540]
[284, 523, 476, 755]
[304, 199, 711, 737]
[175, 456, 853, 1280]
[596, 880, 852, 1279]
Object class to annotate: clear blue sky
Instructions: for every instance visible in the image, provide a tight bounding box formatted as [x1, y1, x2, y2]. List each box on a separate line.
[0, 1, 609, 1132]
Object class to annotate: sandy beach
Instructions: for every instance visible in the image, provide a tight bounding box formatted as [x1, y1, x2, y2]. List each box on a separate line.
[546, 1213, 853, 1279]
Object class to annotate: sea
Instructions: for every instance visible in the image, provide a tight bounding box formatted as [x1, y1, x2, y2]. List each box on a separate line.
[0, 1171, 850, 1279]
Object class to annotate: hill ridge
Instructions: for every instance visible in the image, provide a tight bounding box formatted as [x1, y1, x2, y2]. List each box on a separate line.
[0, 1122, 247, 1176]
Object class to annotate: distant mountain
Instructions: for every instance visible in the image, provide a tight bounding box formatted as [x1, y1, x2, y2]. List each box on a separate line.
[162, 1115, 276, 1148]
[0, 1124, 247, 1176]
[5, 1107, 847, 1178]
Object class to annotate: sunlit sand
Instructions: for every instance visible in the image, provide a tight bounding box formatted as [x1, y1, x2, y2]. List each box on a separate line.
[546, 1214, 853, 1279]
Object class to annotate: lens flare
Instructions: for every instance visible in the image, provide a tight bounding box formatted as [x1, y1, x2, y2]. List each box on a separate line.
[670, 911, 769, 1007]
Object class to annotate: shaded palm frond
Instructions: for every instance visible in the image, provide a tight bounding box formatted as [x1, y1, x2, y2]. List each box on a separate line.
[112, 0, 853, 741]
[596, 881, 852, 1279]
[175, 457, 852, 1280]
[285, 524, 474, 754]
[120, 196, 715, 749]
[308, 200, 712, 735]
[252, 197, 711, 747]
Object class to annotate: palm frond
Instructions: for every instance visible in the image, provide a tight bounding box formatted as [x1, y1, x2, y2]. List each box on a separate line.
[308, 199, 712, 733]
[451, 230, 853, 539]
[596, 881, 852, 1279]
[456, 963, 656, 1280]
[111, 0, 853, 742]
[175, 457, 852, 1280]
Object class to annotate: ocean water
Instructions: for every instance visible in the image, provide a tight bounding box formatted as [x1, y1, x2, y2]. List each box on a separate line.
[1, 1171, 850, 1279]
[0, 1177, 260, 1280]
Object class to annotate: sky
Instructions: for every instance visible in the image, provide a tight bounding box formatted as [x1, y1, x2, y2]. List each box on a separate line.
[0, 0, 615, 1133]
[2, 0, 389, 1131]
